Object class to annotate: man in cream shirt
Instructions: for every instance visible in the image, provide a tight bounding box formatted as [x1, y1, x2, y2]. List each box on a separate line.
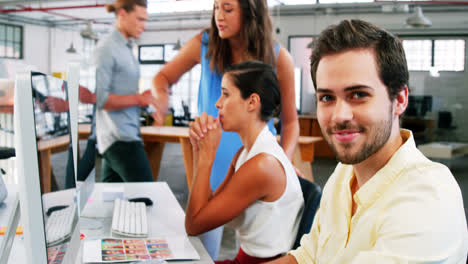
[268, 19, 467, 264]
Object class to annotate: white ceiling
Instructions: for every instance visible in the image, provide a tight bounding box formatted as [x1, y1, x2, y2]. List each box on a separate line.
[1, 0, 468, 32]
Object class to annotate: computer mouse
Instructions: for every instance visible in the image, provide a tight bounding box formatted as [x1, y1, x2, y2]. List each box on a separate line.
[128, 197, 153, 206]
[46, 205, 69, 217]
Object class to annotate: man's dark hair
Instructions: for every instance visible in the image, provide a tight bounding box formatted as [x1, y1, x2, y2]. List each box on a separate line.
[310, 19, 409, 100]
[225, 60, 281, 122]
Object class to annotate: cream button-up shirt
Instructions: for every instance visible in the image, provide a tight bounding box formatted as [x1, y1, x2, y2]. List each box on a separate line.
[290, 130, 468, 263]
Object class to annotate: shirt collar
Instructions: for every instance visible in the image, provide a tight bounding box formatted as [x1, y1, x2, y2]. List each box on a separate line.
[111, 28, 132, 48]
[353, 129, 418, 208]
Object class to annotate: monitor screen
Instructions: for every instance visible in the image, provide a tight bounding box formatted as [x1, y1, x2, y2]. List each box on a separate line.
[15, 71, 81, 264]
[31, 73, 70, 141]
[406, 95, 433, 117]
[31, 72, 80, 258]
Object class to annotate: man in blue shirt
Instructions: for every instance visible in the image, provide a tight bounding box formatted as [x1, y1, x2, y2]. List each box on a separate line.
[95, 0, 158, 182]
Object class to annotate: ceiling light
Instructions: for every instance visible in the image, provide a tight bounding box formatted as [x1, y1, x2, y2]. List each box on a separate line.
[173, 39, 182, 50]
[66, 42, 77, 53]
[429, 66, 439, 78]
[80, 21, 98, 40]
[406, 6, 432, 28]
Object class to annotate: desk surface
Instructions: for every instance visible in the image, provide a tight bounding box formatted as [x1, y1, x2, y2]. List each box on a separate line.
[6, 182, 213, 264]
[0, 184, 19, 262]
[37, 135, 70, 152]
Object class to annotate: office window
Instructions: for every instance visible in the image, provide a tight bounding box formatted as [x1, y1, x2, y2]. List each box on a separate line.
[402, 40, 432, 71]
[0, 23, 23, 59]
[402, 38, 465, 72]
[434, 40, 465, 72]
[138, 44, 177, 64]
[78, 38, 97, 123]
[140, 63, 200, 119]
[139, 43, 200, 118]
[289, 35, 314, 113]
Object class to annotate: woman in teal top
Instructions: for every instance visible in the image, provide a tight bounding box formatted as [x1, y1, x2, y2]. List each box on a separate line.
[153, 0, 299, 259]
[198, 31, 279, 190]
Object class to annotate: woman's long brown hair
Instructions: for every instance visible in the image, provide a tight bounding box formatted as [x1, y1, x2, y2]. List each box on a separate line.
[206, 0, 276, 73]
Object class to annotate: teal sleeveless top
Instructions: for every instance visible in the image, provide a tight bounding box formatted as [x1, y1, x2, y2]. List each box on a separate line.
[198, 31, 279, 190]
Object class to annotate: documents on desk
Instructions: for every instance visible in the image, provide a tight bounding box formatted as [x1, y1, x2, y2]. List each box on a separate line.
[83, 236, 200, 263]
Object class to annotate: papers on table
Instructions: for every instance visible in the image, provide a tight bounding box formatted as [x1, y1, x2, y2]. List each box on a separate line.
[82, 236, 200, 263]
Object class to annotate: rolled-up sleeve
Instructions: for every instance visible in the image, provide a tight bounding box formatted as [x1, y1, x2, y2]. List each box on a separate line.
[95, 46, 113, 110]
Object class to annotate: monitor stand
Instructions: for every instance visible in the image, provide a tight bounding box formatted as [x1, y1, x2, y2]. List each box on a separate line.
[79, 217, 103, 230]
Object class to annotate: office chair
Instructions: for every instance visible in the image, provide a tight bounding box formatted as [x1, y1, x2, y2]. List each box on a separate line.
[0, 124, 14, 203]
[293, 176, 322, 249]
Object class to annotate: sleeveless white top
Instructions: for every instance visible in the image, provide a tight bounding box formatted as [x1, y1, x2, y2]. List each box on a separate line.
[227, 125, 304, 257]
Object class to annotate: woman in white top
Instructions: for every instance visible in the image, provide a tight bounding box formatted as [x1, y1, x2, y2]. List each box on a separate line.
[186, 61, 304, 264]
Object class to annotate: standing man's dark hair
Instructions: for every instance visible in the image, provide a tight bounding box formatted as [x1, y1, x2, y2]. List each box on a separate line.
[309, 19, 408, 100]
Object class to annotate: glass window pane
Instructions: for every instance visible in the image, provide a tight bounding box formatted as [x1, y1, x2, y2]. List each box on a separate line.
[0, 26, 5, 41]
[6, 26, 13, 41]
[0, 41, 5, 57]
[5, 42, 13, 57]
[434, 39, 465, 72]
[402, 39, 432, 71]
[14, 43, 21, 58]
[14, 27, 21, 42]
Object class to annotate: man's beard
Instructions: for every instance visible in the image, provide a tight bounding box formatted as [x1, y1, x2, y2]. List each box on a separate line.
[322, 109, 393, 165]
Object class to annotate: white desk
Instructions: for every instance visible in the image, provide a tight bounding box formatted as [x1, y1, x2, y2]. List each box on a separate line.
[7, 182, 213, 263]
[0, 184, 20, 263]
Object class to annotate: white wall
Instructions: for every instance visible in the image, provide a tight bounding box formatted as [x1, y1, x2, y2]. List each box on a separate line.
[49, 28, 84, 74]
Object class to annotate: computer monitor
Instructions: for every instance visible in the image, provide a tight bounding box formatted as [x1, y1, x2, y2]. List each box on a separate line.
[14, 71, 81, 264]
[294, 67, 302, 114]
[67, 63, 100, 230]
[0, 185, 20, 264]
[406, 95, 433, 117]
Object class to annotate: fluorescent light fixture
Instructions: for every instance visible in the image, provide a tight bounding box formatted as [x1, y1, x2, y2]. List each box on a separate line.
[173, 39, 182, 51]
[148, 0, 213, 14]
[80, 21, 98, 40]
[429, 66, 439, 78]
[406, 6, 432, 28]
[318, 0, 372, 3]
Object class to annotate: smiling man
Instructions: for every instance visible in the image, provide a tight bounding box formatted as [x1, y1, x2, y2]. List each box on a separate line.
[268, 19, 467, 264]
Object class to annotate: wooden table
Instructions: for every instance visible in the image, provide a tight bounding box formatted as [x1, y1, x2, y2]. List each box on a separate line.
[78, 124, 322, 187]
[299, 114, 335, 158]
[37, 135, 70, 193]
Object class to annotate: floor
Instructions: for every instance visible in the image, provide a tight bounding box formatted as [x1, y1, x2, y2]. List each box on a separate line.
[52, 141, 468, 261]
